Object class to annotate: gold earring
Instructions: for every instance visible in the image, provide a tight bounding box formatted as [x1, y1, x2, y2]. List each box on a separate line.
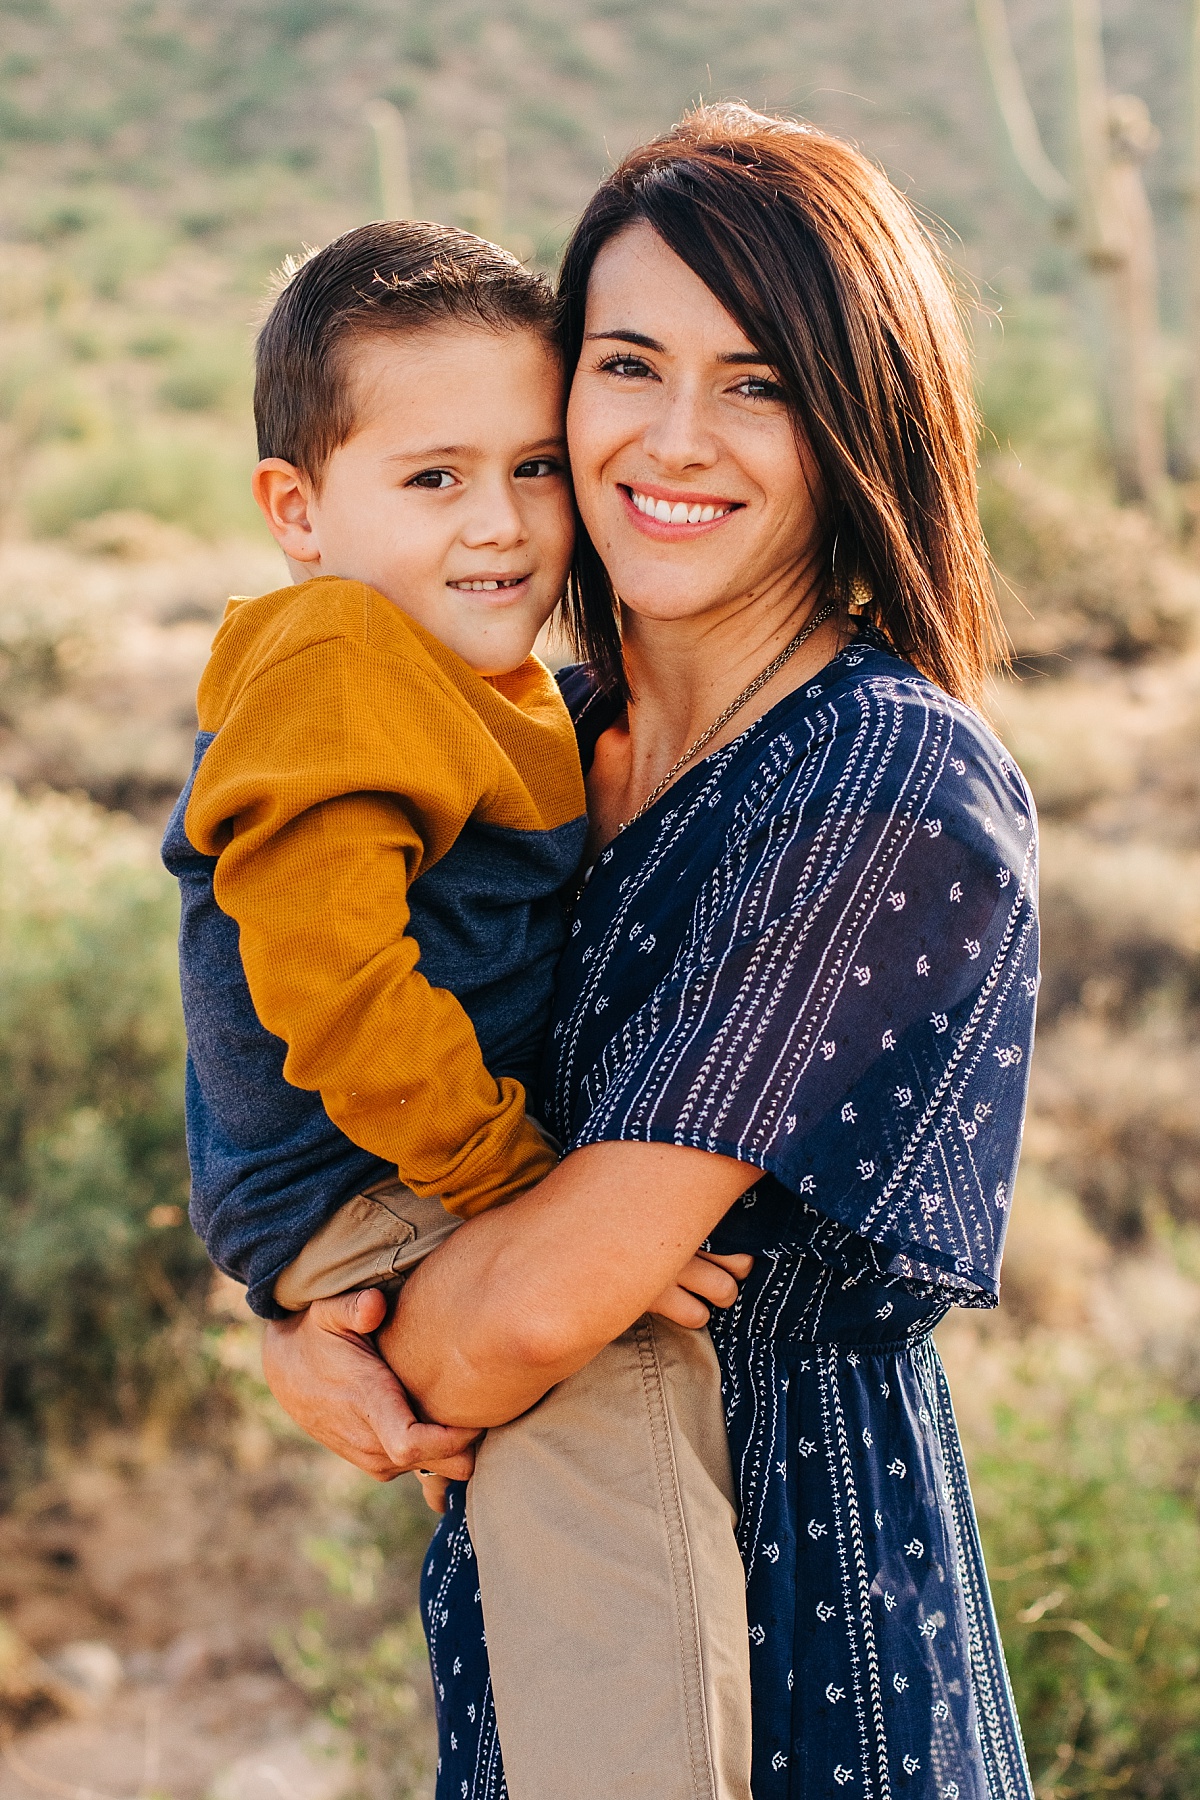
[847, 571, 872, 615]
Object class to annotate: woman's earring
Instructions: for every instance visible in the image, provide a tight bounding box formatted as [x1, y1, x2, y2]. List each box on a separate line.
[847, 571, 873, 615]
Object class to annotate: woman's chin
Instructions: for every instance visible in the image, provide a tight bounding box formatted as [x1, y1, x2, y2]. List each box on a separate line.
[604, 551, 741, 627]
[617, 584, 735, 629]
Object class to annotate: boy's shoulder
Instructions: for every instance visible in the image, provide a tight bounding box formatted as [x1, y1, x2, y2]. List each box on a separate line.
[198, 576, 451, 724]
[211, 574, 426, 671]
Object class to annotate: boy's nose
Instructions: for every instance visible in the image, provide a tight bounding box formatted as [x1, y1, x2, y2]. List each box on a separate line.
[461, 484, 527, 549]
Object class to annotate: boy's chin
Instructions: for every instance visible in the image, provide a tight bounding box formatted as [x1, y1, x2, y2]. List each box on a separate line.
[453, 623, 554, 679]
[462, 649, 540, 679]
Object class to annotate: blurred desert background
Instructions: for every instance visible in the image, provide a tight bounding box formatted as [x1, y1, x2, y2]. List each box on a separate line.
[3, 1, 1200, 1796]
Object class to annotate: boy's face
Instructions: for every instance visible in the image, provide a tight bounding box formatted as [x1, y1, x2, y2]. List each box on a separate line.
[255, 326, 573, 677]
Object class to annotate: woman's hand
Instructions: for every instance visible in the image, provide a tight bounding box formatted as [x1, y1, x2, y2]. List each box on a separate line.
[648, 1250, 753, 1329]
[261, 1288, 480, 1482]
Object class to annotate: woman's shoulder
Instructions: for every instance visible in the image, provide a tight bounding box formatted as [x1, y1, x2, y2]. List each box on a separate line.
[555, 663, 622, 773]
[554, 662, 598, 716]
[764, 634, 1035, 825]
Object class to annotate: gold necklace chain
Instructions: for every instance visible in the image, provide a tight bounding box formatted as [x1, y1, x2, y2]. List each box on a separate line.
[616, 598, 836, 835]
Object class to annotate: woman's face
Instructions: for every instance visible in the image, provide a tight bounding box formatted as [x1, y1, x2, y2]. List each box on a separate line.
[566, 222, 822, 630]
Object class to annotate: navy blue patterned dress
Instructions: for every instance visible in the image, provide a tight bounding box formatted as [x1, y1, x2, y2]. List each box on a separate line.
[421, 635, 1038, 1800]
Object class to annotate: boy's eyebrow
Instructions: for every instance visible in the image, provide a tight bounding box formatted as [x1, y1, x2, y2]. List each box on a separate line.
[384, 434, 567, 464]
[585, 329, 772, 365]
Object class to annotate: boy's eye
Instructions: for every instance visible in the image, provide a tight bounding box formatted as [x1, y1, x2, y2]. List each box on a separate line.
[514, 457, 562, 479]
[407, 469, 457, 490]
[597, 353, 656, 380]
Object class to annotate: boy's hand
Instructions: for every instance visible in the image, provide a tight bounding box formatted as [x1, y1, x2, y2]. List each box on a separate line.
[261, 1288, 480, 1482]
[647, 1251, 753, 1330]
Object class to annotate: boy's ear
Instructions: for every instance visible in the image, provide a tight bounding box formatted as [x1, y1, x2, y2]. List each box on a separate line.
[252, 459, 323, 564]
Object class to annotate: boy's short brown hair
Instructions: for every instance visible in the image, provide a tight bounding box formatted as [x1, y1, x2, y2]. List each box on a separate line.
[255, 221, 557, 484]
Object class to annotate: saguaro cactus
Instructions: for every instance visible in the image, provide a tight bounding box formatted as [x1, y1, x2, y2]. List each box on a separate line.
[460, 130, 508, 244]
[975, 0, 1167, 508]
[365, 99, 414, 221]
[1187, 0, 1200, 474]
[1087, 94, 1165, 504]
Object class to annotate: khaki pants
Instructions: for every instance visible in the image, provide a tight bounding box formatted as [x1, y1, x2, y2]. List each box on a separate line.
[277, 1183, 753, 1800]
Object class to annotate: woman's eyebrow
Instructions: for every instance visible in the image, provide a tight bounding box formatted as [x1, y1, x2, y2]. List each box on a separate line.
[585, 330, 771, 365]
[585, 330, 665, 350]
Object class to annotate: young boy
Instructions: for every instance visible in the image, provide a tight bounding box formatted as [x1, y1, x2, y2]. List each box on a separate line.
[162, 221, 751, 1800]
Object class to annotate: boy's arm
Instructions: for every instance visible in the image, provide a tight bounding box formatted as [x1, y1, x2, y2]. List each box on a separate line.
[187, 642, 556, 1218]
[219, 789, 554, 1213]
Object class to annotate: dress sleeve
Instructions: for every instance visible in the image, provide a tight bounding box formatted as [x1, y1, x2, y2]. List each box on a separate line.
[566, 694, 1039, 1302]
[186, 639, 556, 1216]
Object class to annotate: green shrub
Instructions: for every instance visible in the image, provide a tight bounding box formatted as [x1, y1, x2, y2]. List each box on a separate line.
[26, 429, 259, 538]
[23, 195, 104, 243]
[975, 296, 1108, 488]
[0, 349, 100, 447]
[981, 459, 1200, 670]
[157, 344, 247, 414]
[75, 213, 173, 301]
[276, 1477, 438, 1798]
[128, 323, 182, 358]
[21, 194, 172, 298]
[512, 99, 591, 148]
[971, 1360, 1200, 1798]
[0, 784, 218, 1478]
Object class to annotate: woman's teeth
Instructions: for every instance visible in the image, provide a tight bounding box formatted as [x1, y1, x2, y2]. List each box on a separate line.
[629, 490, 732, 525]
[449, 577, 525, 591]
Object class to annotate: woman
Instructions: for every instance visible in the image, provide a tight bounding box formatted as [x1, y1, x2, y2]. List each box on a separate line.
[267, 106, 1038, 1800]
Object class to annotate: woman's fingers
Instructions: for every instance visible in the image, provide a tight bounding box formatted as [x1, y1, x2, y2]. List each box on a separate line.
[697, 1251, 754, 1280]
[647, 1249, 754, 1330]
[413, 1469, 453, 1514]
[674, 1253, 741, 1308]
[647, 1282, 712, 1329]
[261, 1290, 480, 1482]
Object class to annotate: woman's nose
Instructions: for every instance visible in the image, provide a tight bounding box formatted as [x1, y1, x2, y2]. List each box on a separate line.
[639, 384, 719, 472]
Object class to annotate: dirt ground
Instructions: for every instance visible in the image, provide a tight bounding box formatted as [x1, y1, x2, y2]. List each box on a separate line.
[0, 1435, 434, 1800]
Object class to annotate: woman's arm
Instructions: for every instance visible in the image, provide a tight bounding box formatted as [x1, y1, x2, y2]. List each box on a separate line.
[378, 1139, 759, 1427]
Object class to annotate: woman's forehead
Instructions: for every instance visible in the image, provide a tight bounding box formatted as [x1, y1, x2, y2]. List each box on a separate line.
[584, 223, 764, 358]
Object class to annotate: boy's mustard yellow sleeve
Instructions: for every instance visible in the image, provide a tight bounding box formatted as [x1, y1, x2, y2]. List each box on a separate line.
[185, 638, 557, 1216]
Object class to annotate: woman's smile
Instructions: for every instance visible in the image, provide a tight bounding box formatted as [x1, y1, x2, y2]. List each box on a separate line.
[620, 481, 742, 535]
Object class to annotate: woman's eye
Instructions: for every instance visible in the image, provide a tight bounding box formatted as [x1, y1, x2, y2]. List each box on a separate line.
[514, 457, 562, 479]
[407, 469, 457, 490]
[597, 353, 655, 380]
[735, 375, 787, 402]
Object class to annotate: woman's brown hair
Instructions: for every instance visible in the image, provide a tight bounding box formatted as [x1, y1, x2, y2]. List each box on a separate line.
[558, 104, 1002, 707]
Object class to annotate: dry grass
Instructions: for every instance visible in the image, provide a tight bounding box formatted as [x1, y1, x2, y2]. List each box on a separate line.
[983, 457, 1200, 669]
[0, 526, 284, 820]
